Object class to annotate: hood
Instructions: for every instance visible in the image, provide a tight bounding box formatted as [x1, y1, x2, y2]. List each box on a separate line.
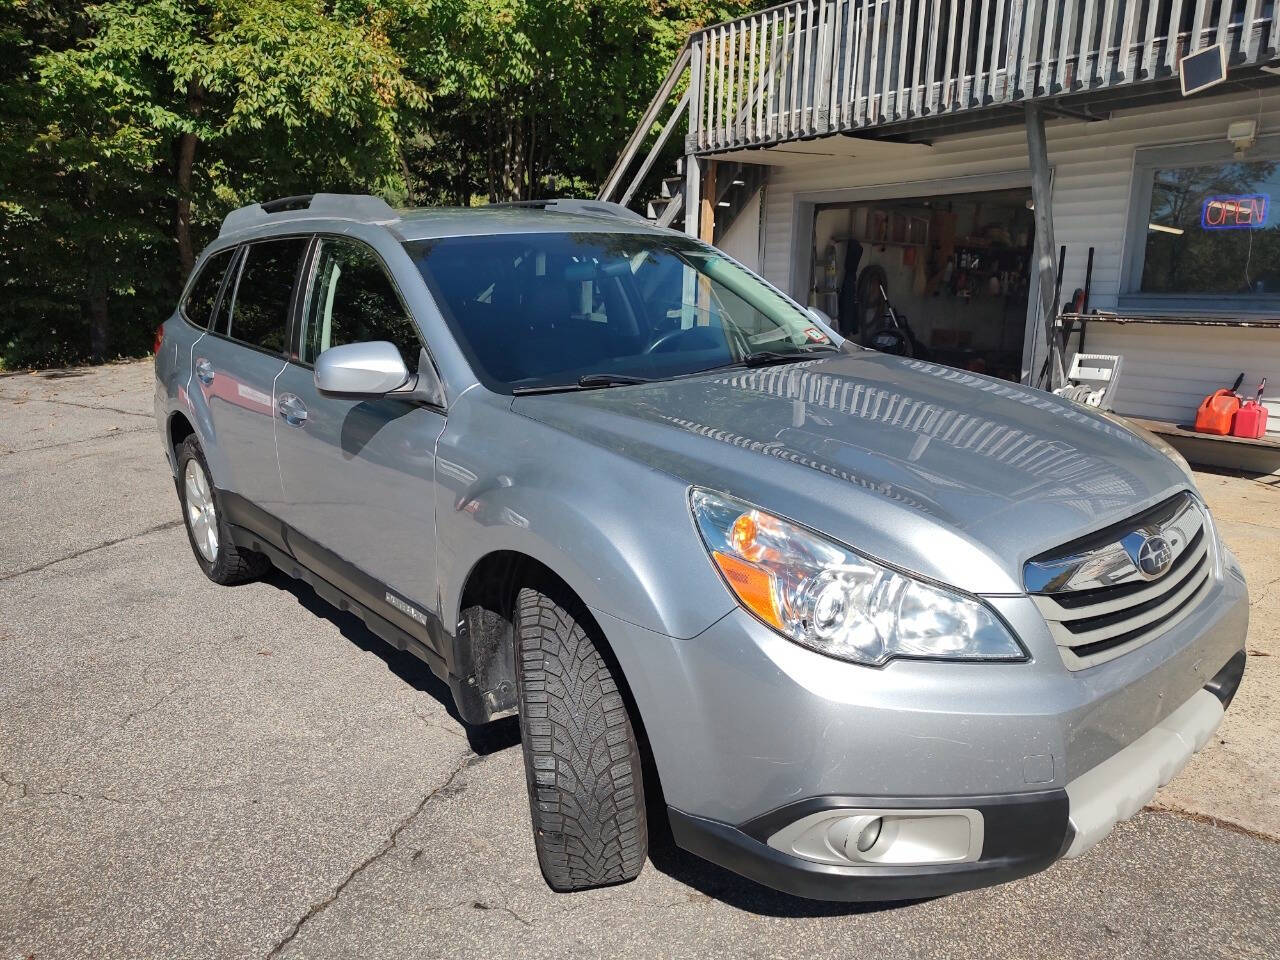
[513, 352, 1189, 594]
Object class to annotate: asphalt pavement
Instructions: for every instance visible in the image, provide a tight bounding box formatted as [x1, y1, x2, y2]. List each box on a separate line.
[1, 360, 1278, 960]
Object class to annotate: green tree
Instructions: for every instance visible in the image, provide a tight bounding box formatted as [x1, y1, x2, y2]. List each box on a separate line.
[408, 0, 752, 204]
[1, 0, 757, 367]
[3, 0, 430, 364]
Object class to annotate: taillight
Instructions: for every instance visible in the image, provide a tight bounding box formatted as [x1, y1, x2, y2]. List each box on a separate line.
[153, 324, 165, 354]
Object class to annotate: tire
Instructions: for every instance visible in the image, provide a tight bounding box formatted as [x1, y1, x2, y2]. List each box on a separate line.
[176, 436, 271, 586]
[515, 582, 648, 891]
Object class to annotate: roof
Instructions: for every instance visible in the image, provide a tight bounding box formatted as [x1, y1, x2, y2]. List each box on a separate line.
[218, 194, 664, 243]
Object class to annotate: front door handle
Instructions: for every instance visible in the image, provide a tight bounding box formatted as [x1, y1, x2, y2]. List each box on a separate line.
[194, 357, 214, 384]
[277, 393, 308, 426]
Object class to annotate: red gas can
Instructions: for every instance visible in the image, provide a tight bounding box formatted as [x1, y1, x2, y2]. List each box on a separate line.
[1233, 379, 1269, 439]
[1195, 389, 1241, 436]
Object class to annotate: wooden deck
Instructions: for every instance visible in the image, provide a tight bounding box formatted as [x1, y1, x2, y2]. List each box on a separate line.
[1128, 416, 1280, 475]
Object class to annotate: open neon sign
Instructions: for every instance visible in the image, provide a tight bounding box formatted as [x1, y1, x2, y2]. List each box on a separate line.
[1201, 194, 1269, 230]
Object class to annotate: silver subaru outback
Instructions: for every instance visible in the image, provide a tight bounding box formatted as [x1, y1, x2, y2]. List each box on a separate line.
[154, 194, 1248, 901]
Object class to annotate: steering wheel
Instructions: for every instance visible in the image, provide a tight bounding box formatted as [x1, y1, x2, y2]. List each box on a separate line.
[644, 326, 691, 354]
[644, 323, 751, 358]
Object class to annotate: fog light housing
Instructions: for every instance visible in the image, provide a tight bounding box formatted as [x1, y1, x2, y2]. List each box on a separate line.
[855, 817, 883, 853]
[767, 808, 984, 867]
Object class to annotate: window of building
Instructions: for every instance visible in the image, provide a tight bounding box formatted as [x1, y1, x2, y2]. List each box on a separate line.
[1125, 137, 1280, 315]
[810, 186, 1035, 383]
[1141, 160, 1280, 296]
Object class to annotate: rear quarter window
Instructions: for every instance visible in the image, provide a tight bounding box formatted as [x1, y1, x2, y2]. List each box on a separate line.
[182, 249, 235, 329]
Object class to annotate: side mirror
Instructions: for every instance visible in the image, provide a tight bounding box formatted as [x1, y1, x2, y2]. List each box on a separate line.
[314, 341, 410, 396]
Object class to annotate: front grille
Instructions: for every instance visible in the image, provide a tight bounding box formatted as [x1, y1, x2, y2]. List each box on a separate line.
[1026, 493, 1215, 670]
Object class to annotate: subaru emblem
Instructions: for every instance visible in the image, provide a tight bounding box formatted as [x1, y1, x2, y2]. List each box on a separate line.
[1136, 534, 1173, 579]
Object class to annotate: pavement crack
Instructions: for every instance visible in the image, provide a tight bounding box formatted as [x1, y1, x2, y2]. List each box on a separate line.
[0, 426, 152, 456]
[1, 771, 29, 800]
[121, 682, 187, 728]
[413, 708, 466, 742]
[1146, 804, 1280, 844]
[2, 771, 143, 805]
[264, 751, 485, 959]
[401, 897, 535, 927]
[0, 520, 182, 582]
[1249, 572, 1280, 607]
[0, 393, 153, 420]
[465, 900, 533, 926]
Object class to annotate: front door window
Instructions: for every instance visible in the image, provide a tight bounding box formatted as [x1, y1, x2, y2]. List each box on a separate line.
[301, 238, 422, 369]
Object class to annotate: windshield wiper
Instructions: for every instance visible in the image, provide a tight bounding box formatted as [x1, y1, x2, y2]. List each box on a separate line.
[686, 344, 840, 377]
[577, 373, 655, 387]
[511, 372, 656, 395]
[738, 345, 841, 368]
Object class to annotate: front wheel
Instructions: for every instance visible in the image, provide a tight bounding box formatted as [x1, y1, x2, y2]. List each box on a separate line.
[515, 582, 648, 891]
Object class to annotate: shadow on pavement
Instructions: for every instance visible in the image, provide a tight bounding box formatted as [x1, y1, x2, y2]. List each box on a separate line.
[265, 568, 522, 757]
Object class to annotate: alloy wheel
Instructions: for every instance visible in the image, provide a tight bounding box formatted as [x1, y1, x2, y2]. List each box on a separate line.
[183, 458, 219, 562]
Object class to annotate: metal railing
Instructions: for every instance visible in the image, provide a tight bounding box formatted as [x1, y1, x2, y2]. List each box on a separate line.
[690, 0, 1278, 152]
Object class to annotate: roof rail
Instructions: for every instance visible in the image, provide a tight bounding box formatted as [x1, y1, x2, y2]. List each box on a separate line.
[220, 193, 399, 237]
[486, 198, 649, 224]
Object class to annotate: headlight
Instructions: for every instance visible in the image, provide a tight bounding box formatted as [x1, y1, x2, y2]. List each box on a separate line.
[690, 488, 1026, 666]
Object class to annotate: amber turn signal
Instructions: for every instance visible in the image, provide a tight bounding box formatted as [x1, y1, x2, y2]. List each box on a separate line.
[711, 550, 781, 630]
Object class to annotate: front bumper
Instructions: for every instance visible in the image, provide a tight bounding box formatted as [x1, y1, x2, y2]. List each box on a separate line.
[669, 790, 1070, 902]
[594, 549, 1248, 901]
[664, 652, 1244, 902]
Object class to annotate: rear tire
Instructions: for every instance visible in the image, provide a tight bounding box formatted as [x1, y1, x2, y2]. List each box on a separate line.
[515, 582, 648, 891]
[176, 436, 270, 586]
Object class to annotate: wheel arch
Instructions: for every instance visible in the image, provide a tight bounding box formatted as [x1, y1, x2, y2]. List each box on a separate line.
[450, 549, 600, 723]
[450, 552, 643, 732]
[167, 410, 196, 463]
[450, 547, 668, 816]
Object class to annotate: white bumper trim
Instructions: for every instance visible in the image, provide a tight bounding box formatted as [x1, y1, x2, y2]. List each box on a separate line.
[1063, 688, 1224, 859]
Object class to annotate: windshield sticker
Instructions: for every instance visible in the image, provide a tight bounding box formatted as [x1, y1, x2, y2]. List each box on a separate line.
[803, 327, 829, 343]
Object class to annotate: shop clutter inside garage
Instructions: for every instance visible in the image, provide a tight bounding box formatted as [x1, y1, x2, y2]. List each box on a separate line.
[810, 187, 1035, 382]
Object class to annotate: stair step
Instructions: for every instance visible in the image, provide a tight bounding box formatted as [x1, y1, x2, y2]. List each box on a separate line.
[646, 196, 673, 221]
[660, 176, 684, 199]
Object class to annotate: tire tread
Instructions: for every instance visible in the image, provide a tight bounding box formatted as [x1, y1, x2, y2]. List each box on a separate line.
[515, 584, 647, 890]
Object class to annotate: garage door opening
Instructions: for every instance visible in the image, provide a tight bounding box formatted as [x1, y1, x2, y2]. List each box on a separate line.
[809, 187, 1035, 383]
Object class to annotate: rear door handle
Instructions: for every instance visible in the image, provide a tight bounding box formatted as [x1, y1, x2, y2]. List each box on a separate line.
[277, 393, 308, 426]
[194, 357, 214, 384]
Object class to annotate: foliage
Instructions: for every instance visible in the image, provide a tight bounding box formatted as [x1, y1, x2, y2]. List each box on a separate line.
[1, 0, 751, 368]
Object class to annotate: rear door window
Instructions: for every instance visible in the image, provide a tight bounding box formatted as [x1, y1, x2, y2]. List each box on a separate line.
[182, 248, 235, 328]
[210, 250, 239, 337]
[300, 237, 421, 371]
[224, 237, 308, 353]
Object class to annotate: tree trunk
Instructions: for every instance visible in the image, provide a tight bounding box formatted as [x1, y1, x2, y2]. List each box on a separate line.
[86, 283, 109, 363]
[398, 145, 416, 206]
[174, 80, 203, 280]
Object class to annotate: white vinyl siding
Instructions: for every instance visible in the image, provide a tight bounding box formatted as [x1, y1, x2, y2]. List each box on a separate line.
[1082, 323, 1280, 435]
[718, 186, 763, 272]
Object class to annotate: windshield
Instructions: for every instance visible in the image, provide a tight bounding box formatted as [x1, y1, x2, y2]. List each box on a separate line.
[403, 231, 834, 392]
